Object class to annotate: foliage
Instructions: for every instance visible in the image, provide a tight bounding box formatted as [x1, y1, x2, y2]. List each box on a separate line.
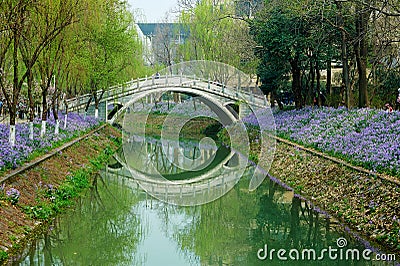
[0, 250, 8, 264]
[178, 0, 259, 74]
[250, 0, 400, 108]
[250, 0, 342, 108]
[77, 0, 144, 95]
[373, 66, 400, 108]
[0, 0, 146, 134]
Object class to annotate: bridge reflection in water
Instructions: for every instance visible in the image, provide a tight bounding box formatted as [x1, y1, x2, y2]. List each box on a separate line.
[108, 135, 253, 206]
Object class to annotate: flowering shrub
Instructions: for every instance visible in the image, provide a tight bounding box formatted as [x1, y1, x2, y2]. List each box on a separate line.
[245, 107, 400, 177]
[0, 112, 100, 171]
[6, 188, 20, 205]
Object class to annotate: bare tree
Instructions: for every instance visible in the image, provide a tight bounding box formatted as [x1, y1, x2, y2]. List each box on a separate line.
[153, 20, 177, 67]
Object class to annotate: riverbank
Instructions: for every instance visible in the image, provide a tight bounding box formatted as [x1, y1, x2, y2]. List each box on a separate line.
[249, 131, 400, 258]
[0, 124, 121, 264]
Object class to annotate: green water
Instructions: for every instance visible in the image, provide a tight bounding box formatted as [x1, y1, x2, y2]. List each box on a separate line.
[13, 138, 398, 266]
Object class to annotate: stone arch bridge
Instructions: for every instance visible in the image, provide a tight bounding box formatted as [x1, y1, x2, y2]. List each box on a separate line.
[62, 72, 267, 125]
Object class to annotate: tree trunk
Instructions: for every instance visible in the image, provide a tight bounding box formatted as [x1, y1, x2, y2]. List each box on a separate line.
[64, 97, 69, 129]
[326, 60, 332, 98]
[41, 87, 48, 137]
[93, 90, 98, 118]
[93, 90, 104, 119]
[52, 94, 59, 135]
[10, 28, 20, 146]
[342, 34, 350, 108]
[336, 1, 351, 108]
[355, 5, 369, 108]
[316, 60, 322, 106]
[173, 92, 180, 103]
[309, 56, 315, 106]
[51, 81, 60, 135]
[270, 91, 276, 108]
[84, 96, 93, 113]
[27, 67, 35, 140]
[290, 54, 302, 109]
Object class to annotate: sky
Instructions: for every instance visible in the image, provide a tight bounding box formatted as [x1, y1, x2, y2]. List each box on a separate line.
[127, 0, 180, 23]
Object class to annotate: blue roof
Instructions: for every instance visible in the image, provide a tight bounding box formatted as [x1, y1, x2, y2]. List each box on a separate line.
[137, 23, 189, 37]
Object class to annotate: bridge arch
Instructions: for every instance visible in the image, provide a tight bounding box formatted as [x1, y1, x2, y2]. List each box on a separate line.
[109, 86, 239, 125]
[223, 101, 239, 119]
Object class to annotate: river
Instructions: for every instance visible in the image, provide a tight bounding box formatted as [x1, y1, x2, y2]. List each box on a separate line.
[13, 136, 398, 266]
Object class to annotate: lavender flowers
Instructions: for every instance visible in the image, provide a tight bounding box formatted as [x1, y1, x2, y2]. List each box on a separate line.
[245, 107, 400, 177]
[0, 112, 100, 171]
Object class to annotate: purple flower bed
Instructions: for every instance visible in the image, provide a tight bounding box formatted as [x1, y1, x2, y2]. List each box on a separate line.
[245, 107, 400, 176]
[0, 112, 100, 171]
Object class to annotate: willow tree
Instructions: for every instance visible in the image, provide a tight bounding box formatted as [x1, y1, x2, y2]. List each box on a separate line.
[178, 0, 258, 74]
[36, 33, 65, 137]
[0, 1, 13, 128]
[52, 27, 78, 131]
[76, 0, 142, 119]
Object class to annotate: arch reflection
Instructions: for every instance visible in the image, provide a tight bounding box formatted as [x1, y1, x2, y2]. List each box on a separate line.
[109, 135, 252, 206]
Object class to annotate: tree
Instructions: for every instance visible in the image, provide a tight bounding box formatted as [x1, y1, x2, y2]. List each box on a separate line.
[0, 0, 29, 146]
[250, 0, 356, 109]
[0, 0, 79, 145]
[250, 1, 309, 108]
[354, 2, 371, 107]
[234, 0, 264, 19]
[77, 0, 142, 118]
[178, 0, 259, 75]
[153, 21, 178, 67]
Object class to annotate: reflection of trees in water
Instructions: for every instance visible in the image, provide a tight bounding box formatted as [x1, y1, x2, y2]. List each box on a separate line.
[20, 174, 146, 265]
[255, 179, 336, 251]
[123, 138, 214, 176]
[158, 177, 344, 266]
[148, 201, 201, 266]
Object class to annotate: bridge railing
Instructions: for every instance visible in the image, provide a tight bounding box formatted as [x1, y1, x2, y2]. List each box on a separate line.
[63, 74, 267, 113]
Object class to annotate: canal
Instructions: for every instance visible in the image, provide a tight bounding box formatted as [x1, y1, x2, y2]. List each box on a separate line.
[14, 136, 397, 265]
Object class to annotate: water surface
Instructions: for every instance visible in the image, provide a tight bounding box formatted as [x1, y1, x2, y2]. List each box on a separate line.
[15, 137, 398, 266]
